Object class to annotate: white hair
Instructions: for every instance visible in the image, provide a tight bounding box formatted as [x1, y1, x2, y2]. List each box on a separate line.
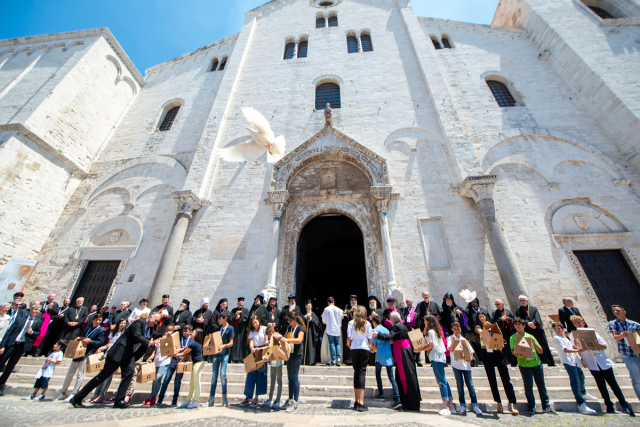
[495, 299, 504, 304]
[1, 303, 10, 309]
[518, 295, 528, 301]
[390, 312, 402, 322]
[562, 297, 573, 304]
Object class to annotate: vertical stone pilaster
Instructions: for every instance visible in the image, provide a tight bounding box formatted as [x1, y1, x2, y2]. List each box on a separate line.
[148, 191, 203, 307]
[460, 175, 528, 311]
[372, 186, 403, 302]
[264, 191, 289, 301]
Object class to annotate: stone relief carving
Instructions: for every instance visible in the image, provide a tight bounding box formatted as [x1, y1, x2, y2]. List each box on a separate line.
[105, 259, 128, 305]
[279, 199, 384, 300]
[110, 231, 122, 244]
[64, 260, 88, 299]
[622, 247, 640, 284]
[573, 216, 590, 231]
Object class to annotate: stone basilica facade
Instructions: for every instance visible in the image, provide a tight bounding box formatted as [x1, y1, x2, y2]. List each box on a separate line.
[1, 0, 640, 356]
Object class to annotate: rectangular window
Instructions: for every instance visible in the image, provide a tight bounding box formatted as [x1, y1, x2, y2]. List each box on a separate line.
[298, 41, 308, 58]
[347, 36, 358, 54]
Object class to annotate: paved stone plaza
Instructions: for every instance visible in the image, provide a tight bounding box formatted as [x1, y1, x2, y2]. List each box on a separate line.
[1, 395, 638, 427]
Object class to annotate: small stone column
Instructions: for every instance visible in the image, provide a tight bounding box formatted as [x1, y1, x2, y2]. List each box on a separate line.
[372, 186, 404, 302]
[263, 191, 289, 301]
[460, 175, 528, 310]
[148, 191, 203, 307]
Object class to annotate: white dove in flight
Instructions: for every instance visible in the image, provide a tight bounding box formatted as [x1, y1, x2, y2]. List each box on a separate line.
[219, 107, 286, 163]
[459, 289, 477, 303]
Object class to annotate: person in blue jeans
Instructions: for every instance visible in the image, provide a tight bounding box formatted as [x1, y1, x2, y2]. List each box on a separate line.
[155, 325, 193, 406]
[371, 316, 401, 410]
[208, 310, 234, 407]
[322, 297, 343, 366]
[447, 322, 482, 416]
[424, 315, 455, 416]
[608, 304, 640, 402]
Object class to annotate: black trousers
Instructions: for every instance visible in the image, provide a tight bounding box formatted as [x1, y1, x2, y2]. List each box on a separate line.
[73, 354, 135, 403]
[0, 342, 26, 386]
[351, 349, 369, 389]
[482, 349, 516, 404]
[590, 368, 627, 406]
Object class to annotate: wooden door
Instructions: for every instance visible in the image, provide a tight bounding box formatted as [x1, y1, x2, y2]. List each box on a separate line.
[71, 261, 120, 309]
[575, 250, 640, 321]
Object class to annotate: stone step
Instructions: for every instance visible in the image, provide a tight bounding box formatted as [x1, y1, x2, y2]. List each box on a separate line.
[11, 365, 635, 388]
[2, 382, 639, 415]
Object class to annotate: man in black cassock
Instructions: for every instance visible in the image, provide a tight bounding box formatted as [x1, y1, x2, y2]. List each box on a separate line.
[516, 295, 555, 366]
[170, 299, 192, 333]
[302, 299, 320, 365]
[279, 295, 301, 332]
[248, 295, 269, 326]
[492, 298, 517, 366]
[210, 298, 228, 333]
[149, 294, 173, 337]
[376, 312, 421, 410]
[342, 295, 358, 364]
[366, 296, 383, 320]
[61, 297, 89, 341]
[193, 298, 213, 335]
[38, 297, 69, 356]
[465, 297, 490, 366]
[231, 297, 249, 362]
[266, 297, 281, 332]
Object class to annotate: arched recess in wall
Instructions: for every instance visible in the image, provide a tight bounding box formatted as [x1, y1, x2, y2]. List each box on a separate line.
[83, 156, 187, 210]
[75, 215, 144, 260]
[479, 128, 625, 185]
[480, 71, 525, 106]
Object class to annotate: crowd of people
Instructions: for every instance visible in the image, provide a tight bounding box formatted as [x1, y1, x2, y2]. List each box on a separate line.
[0, 289, 637, 417]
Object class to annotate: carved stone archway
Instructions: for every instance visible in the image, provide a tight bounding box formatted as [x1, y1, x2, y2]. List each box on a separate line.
[279, 200, 383, 301]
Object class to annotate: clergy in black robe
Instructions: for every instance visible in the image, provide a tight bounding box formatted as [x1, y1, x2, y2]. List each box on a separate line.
[382, 297, 402, 330]
[279, 295, 302, 333]
[465, 297, 490, 364]
[558, 298, 587, 333]
[248, 295, 269, 326]
[150, 295, 173, 337]
[60, 298, 89, 341]
[38, 298, 70, 356]
[415, 291, 442, 332]
[193, 298, 213, 335]
[377, 314, 421, 410]
[366, 296, 383, 320]
[441, 292, 465, 336]
[516, 296, 555, 366]
[302, 299, 320, 365]
[210, 298, 228, 333]
[266, 297, 281, 332]
[492, 299, 517, 366]
[342, 295, 358, 364]
[231, 297, 249, 362]
[170, 299, 193, 332]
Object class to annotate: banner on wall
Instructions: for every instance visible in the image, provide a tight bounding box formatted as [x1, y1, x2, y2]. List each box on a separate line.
[0, 257, 38, 304]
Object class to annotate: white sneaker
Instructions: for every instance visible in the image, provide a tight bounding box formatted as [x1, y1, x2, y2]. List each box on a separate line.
[583, 393, 598, 401]
[459, 403, 467, 414]
[37, 394, 45, 401]
[53, 392, 65, 401]
[578, 403, 596, 414]
[261, 399, 272, 408]
[473, 404, 483, 415]
[448, 404, 457, 414]
[63, 394, 75, 403]
[177, 400, 190, 409]
[439, 407, 451, 416]
[187, 400, 200, 409]
[249, 398, 259, 408]
[23, 394, 35, 400]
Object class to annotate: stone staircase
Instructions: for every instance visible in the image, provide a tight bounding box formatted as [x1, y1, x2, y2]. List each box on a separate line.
[4, 357, 639, 412]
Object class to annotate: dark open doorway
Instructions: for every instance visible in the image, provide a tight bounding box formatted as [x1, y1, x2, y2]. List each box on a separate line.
[71, 260, 120, 309]
[295, 214, 368, 316]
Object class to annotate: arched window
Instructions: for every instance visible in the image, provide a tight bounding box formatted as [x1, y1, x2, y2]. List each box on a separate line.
[328, 16, 338, 27]
[432, 39, 442, 50]
[316, 17, 326, 28]
[159, 106, 180, 131]
[361, 34, 373, 52]
[210, 59, 219, 72]
[284, 43, 295, 60]
[588, 6, 615, 19]
[441, 37, 451, 48]
[315, 83, 341, 109]
[219, 57, 227, 71]
[298, 41, 308, 58]
[347, 36, 358, 54]
[486, 80, 516, 107]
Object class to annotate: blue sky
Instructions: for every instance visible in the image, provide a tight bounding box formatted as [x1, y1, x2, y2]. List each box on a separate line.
[2, 0, 499, 73]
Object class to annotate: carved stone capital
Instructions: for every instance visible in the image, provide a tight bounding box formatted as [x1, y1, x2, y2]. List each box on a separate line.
[267, 190, 290, 219]
[371, 185, 393, 213]
[172, 190, 203, 218]
[458, 175, 498, 203]
[324, 103, 332, 127]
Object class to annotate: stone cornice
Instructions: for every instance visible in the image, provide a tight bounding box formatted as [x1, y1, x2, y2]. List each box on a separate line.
[458, 175, 498, 203]
[0, 28, 145, 87]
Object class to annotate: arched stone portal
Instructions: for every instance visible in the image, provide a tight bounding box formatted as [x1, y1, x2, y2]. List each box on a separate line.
[264, 119, 402, 304]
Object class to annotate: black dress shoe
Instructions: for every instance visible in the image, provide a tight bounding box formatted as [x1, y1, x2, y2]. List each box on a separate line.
[114, 401, 131, 409]
[416, 362, 423, 367]
[69, 398, 85, 408]
[0, 384, 6, 396]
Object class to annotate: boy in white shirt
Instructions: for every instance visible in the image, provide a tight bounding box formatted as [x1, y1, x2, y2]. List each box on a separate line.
[551, 322, 596, 414]
[447, 322, 482, 415]
[28, 340, 65, 401]
[321, 296, 344, 366]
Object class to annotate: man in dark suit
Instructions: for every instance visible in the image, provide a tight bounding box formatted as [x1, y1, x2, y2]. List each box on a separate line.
[558, 297, 587, 334]
[0, 303, 43, 395]
[9, 293, 27, 310]
[109, 301, 131, 330]
[70, 313, 161, 408]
